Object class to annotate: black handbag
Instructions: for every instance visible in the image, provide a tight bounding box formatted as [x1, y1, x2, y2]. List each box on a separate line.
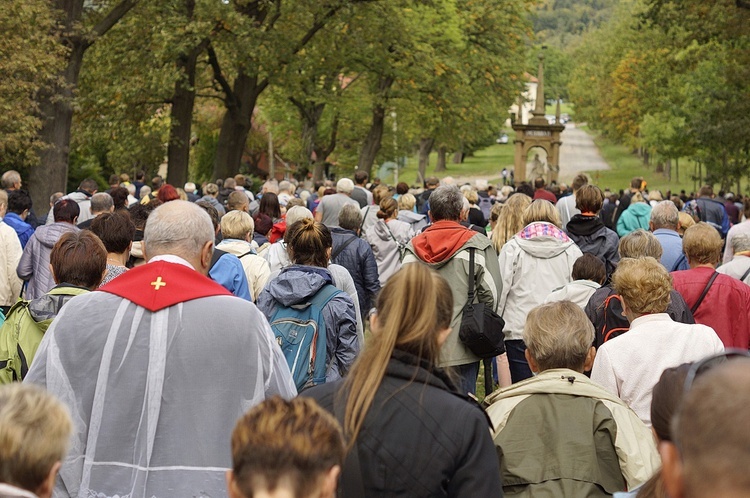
[458, 248, 506, 359]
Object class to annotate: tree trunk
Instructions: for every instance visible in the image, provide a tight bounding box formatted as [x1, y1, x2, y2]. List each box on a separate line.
[293, 100, 326, 181]
[675, 157, 679, 183]
[166, 41, 205, 187]
[357, 76, 394, 178]
[30, 43, 86, 211]
[417, 138, 434, 184]
[435, 146, 447, 173]
[212, 73, 261, 181]
[312, 115, 338, 183]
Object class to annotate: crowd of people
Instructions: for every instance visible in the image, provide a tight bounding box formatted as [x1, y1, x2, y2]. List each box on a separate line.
[0, 167, 749, 498]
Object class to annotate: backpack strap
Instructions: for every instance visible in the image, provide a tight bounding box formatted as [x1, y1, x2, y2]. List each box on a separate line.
[238, 250, 255, 259]
[308, 283, 342, 310]
[359, 206, 372, 232]
[670, 253, 687, 272]
[741, 265, 750, 283]
[691, 271, 719, 315]
[331, 236, 358, 262]
[209, 247, 228, 271]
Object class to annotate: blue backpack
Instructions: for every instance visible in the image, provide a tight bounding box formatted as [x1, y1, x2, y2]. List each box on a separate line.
[269, 284, 341, 391]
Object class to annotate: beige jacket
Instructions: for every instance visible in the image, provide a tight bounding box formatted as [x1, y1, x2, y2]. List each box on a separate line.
[216, 239, 271, 301]
[0, 222, 22, 306]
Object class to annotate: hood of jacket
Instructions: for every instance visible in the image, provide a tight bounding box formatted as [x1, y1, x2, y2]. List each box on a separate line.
[397, 210, 426, 224]
[36, 222, 78, 249]
[407, 220, 480, 265]
[514, 222, 575, 259]
[266, 265, 333, 306]
[566, 214, 606, 237]
[28, 285, 89, 323]
[217, 239, 255, 256]
[65, 190, 91, 203]
[626, 202, 652, 217]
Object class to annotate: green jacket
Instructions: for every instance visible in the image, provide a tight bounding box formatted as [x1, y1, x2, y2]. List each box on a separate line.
[0, 286, 88, 383]
[485, 369, 660, 497]
[403, 221, 502, 367]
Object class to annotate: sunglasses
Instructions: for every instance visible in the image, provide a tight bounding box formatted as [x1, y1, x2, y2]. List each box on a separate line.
[683, 349, 750, 393]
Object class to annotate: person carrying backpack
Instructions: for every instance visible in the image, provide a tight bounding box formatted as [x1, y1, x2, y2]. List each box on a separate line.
[0, 231, 106, 383]
[256, 218, 358, 391]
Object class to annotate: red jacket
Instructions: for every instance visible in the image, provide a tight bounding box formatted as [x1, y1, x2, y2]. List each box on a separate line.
[671, 267, 750, 349]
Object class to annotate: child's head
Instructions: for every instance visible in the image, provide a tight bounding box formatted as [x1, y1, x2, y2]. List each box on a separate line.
[572, 253, 606, 285]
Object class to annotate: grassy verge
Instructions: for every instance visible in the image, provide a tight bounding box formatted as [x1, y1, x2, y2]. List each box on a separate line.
[584, 131, 697, 195]
[545, 102, 575, 118]
[396, 134, 517, 186]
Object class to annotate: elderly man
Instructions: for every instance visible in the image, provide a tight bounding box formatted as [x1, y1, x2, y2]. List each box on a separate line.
[591, 257, 724, 426]
[486, 301, 659, 497]
[717, 234, 750, 284]
[650, 200, 688, 271]
[330, 204, 380, 320]
[25, 201, 296, 498]
[2, 169, 40, 228]
[403, 185, 502, 395]
[76, 192, 114, 229]
[660, 359, 750, 498]
[672, 222, 750, 348]
[314, 178, 359, 228]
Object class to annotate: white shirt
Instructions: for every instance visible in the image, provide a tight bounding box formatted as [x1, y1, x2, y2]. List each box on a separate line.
[591, 313, 724, 426]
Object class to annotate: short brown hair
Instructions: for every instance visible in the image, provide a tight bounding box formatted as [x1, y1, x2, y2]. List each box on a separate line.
[575, 185, 604, 213]
[0, 384, 72, 493]
[50, 231, 107, 289]
[572, 253, 606, 284]
[90, 211, 136, 254]
[231, 396, 344, 497]
[285, 218, 332, 267]
[523, 301, 594, 372]
[227, 191, 249, 212]
[618, 229, 663, 259]
[683, 222, 722, 265]
[613, 257, 672, 315]
[53, 198, 80, 223]
[571, 174, 588, 192]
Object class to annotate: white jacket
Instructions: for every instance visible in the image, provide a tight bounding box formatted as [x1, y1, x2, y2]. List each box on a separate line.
[364, 219, 412, 286]
[498, 223, 582, 340]
[0, 221, 22, 306]
[216, 239, 271, 301]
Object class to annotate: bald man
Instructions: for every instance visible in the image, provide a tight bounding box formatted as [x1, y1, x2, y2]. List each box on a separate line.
[26, 201, 295, 497]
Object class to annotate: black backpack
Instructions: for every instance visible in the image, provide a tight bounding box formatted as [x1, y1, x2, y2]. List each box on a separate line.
[596, 294, 629, 348]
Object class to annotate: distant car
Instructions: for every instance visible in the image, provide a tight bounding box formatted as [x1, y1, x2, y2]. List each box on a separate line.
[496, 133, 509, 144]
[561, 113, 570, 124]
[545, 115, 556, 124]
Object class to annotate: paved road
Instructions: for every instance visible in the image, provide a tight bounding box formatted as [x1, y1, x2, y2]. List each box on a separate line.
[558, 123, 610, 183]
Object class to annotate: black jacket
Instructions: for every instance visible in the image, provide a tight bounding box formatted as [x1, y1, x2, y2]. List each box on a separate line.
[330, 227, 381, 316]
[306, 350, 503, 497]
[566, 214, 620, 281]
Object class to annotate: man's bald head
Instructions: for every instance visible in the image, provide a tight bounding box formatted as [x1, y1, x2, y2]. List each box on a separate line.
[662, 359, 750, 498]
[143, 201, 214, 273]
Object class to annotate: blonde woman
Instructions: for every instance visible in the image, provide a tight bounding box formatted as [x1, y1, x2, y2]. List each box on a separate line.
[498, 199, 583, 383]
[364, 198, 412, 286]
[490, 193, 532, 254]
[305, 264, 501, 497]
[397, 193, 428, 233]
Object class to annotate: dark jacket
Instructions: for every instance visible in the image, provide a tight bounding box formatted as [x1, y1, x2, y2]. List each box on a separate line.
[330, 227, 380, 316]
[585, 286, 695, 348]
[305, 350, 503, 497]
[566, 214, 620, 281]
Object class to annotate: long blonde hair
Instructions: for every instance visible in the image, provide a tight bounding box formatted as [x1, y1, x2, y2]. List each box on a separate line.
[341, 264, 453, 449]
[491, 193, 531, 252]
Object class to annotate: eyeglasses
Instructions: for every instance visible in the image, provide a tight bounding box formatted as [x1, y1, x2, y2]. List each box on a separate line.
[683, 349, 750, 393]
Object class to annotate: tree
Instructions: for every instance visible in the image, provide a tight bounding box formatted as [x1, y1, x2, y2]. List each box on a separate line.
[30, 0, 138, 211]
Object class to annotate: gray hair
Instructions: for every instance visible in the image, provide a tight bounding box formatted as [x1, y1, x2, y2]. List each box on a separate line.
[144, 201, 214, 259]
[336, 178, 354, 194]
[1, 170, 20, 189]
[139, 186, 152, 199]
[428, 185, 463, 221]
[126, 184, 136, 195]
[731, 234, 750, 253]
[90, 193, 113, 214]
[279, 180, 292, 193]
[650, 200, 679, 229]
[523, 301, 595, 372]
[184, 182, 196, 193]
[286, 206, 313, 226]
[338, 204, 363, 231]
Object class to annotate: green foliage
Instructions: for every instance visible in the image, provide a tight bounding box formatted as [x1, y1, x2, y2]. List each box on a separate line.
[0, 0, 66, 169]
